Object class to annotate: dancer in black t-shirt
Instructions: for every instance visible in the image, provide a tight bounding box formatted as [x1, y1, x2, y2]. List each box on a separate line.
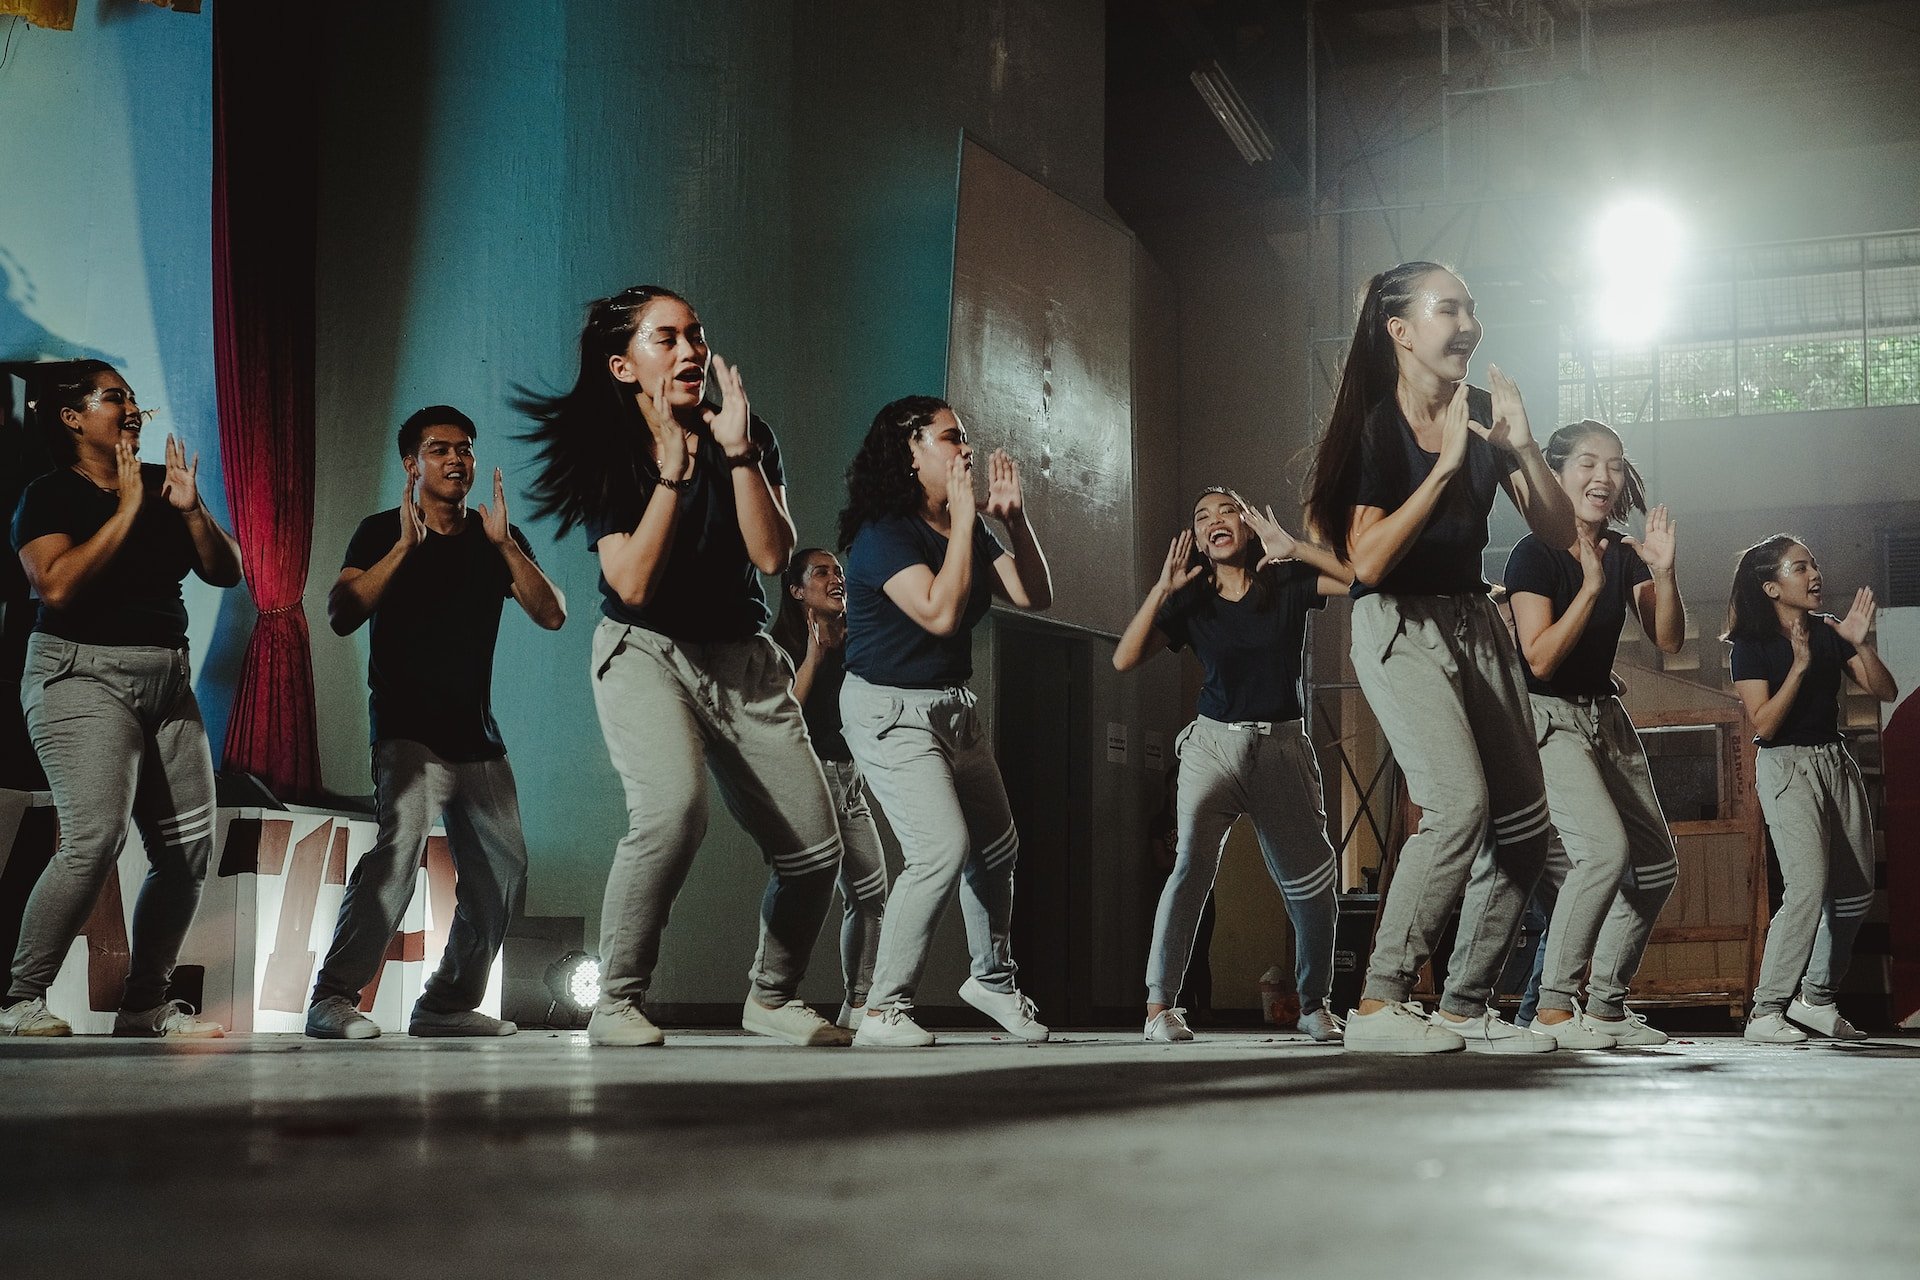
[306, 405, 565, 1039]
[1724, 535, 1897, 1042]
[1113, 488, 1352, 1044]
[2, 361, 242, 1038]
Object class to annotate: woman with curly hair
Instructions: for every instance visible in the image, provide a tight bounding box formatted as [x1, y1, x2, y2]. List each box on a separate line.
[519, 285, 847, 1049]
[1724, 534, 1896, 1043]
[1112, 487, 1352, 1045]
[771, 547, 889, 1027]
[835, 395, 1053, 1047]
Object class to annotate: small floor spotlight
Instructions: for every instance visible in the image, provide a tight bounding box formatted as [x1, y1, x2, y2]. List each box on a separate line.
[543, 951, 601, 1026]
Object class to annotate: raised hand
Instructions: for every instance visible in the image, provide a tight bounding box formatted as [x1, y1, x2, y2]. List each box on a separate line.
[1243, 503, 1300, 566]
[1575, 523, 1608, 595]
[946, 453, 977, 525]
[1437, 381, 1473, 475]
[638, 372, 677, 437]
[657, 413, 693, 483]
[114, 439, 145, 517]
[808, 610, 847, 656]
[476, 467, 511, 545]
[397, 472, 426, 551]
[1828, 587, 1878, 646]
[161, 433, 198, 512]
[1156, 531, 1204, 595]
[1622, 504, 1676, 575]
[1474, 364, 1536, 455]
[984, 449, 1023, 521]
[705, 355, 752, 455]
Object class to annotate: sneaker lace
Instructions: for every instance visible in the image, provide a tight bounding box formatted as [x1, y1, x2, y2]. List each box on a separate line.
[1015, 994, 1040, 1024]
[156, 999, 198, 1027]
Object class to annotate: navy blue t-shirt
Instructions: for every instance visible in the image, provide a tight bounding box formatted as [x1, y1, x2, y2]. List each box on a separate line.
[344, 510, 535, 762]
[1155, 561, 1327, 723]
[843, 514, 1006, 689]
[1503, 533, 1652, 700]
[10, 464, 196, 649]
[1350, 385, 1519, 598]
[1729, 618, 1857, 747]
[582, 415, 784, 642]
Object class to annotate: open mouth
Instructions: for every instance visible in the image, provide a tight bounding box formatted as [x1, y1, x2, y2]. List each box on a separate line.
[1206, 528, 1234, 548]
[673, 368, 705, 390]
[826, 584, 845, 601]
[1584, 488, 1612, 507]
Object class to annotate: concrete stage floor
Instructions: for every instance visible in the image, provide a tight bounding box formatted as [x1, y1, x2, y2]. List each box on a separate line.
[3, 1027, 1917, 1280]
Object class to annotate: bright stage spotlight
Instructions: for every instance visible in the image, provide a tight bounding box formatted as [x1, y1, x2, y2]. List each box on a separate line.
[1589, 197, 1685, 346]
[544, 951, 601, 1024]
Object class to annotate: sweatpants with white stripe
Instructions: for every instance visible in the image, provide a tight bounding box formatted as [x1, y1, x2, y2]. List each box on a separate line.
[821, 757, 889, 1007]
[8, 634, 216, 1011]
[840, 673, 1020, 1014]
[1350, 592, 1553, 1018]
[1527, 694, 1678, 1020]
[1752, 741, 1876, 1017]
[1147, 716, 1337, 1011]
[590, 619, 842, 1009]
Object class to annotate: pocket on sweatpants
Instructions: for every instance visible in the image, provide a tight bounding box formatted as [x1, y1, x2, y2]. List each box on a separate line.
[1530, 700, 1554, 749]
[590, 622, 631, 681]
[1173, 720, 1198, 760]
[1757, 751, 1796, 801]
[20, 637, 80, 718]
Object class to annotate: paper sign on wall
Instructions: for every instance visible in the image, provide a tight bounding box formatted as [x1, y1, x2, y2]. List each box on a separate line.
[1106, 722, 1129, 764]
[1143, 730, 1166, 774]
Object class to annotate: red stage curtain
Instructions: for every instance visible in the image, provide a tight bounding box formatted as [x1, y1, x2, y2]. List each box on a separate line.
[211, 5, 321, 803]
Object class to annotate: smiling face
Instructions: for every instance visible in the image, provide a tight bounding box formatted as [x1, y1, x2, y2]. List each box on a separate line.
[60, 368, 143, 461]
[789, 550, 846, 616]
[407, 423, 477, 504]
[1556, 430, 1629, 528]
[609, 296, 710, 413]
[1192, 492, 1251, 564]
[908, 408, 972, 507]
[1388, 269, 1482, 385]
[1765, 542, 1823, 613]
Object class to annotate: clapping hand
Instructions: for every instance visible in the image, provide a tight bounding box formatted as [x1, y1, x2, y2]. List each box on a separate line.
[1156, 532, 1204, 595]
[1473, 365, 1535, 455]
[1828, 587, 1877, 646]
[476, 468, 511, 546]
[161, 433, 199, 512]
[1241, 503, 1300, 567]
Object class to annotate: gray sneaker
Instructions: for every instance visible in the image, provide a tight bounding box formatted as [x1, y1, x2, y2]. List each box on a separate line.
[0, 997, 71, 1037]
[409, 1007, 516, 1038]
[306, 996, 381, 1040]
[115, 1000, 224, 1038]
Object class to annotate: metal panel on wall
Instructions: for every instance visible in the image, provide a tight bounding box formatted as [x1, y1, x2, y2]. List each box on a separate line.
[947, 138, 1136, 637]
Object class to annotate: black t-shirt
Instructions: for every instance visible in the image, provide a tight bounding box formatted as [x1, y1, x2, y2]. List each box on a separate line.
[798, 647, 851, 762]
[1350, 386, 1519, 598]
[1503, 533, 1652, 700]
[1729, 618, 1857, 747]
[343, 509, 536, 762]
[582, 416, 785, 642]
[10, 465, 197, 649]
[1155, 561, 1327, 723]
[844, 514, 1006, 689]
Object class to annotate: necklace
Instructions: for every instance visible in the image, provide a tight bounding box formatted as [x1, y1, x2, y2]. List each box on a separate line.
[69, 464, 120, 496]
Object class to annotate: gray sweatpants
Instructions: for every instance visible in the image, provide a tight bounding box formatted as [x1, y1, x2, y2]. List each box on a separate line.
[1350, 592, 1553, 1018]
[1147, 716, 1337, 1012]
[840, 673, 1019, 1014]
[1752, 741, 1875, 1016]
[1528, 694, 1678, 1019]
[9, 635, 216, 1012]
[822, 756, 888, 1007]
[311, 739, 529, 1014]
[590, 619, 841, 1008]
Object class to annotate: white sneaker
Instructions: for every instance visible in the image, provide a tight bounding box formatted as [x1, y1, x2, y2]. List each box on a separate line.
[853, 1005, 936, 1048]
[1343, 1001, 1464, 1054]
[588, 1000, 665, 1047]
[1297, 1006, 1345, 1042]
[1744, 1011, 1808, 1044]
[835, 1002, 862, 1031]
[1586, 1008, 1668, 1046]
[1144, 1008, 1194, 1042]
[409, 1007, 516, 1038]
[0, 997, 71, 1037]
[306, 995, 381, 1040]
[1532, 1011, 1617, 1050]
[959, 977, 1049, 1042]
[742, 998, 852, 1047]
[114, 1000, 224, 1039]
[1787, 997, 1868, 1041]
[1433, 1009, 1555, 1054]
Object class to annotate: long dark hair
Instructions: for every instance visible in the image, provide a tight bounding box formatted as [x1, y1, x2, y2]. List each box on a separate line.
[1722, 533, 1804, 643]
[836, 395, 950, 550]
[772, 546, 833, 662]
[1543, 419, 1648, 524]
[29, 359, 117, 467]
[1304, 261, 1452, 560]
[1190, 485, 1275, 602]
[515, 285, 688, 537]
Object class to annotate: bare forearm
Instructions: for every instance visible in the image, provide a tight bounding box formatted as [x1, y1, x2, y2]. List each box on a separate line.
[1113, 586, 1171, 672]
[1349, 469, 1455, 586]
[732, 466, 794, 575]
[924, 517, 977, 634]
[182, 505, 243, 587]
[328, 544, 410, 634]
[502, 540, 566, 629]
[599, 485, 683, 607]
[1522, 588, 1600, 680]
[1000, 512, 1052, 610]
[1851, 646, 1899, 702]
[1512, 444, 1578, 547]
[1752, 670, 1809, 741]
[1650, 571, 1686, 653]
[1287, 539, 1353, 585]
[792, 650, 823, 704]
